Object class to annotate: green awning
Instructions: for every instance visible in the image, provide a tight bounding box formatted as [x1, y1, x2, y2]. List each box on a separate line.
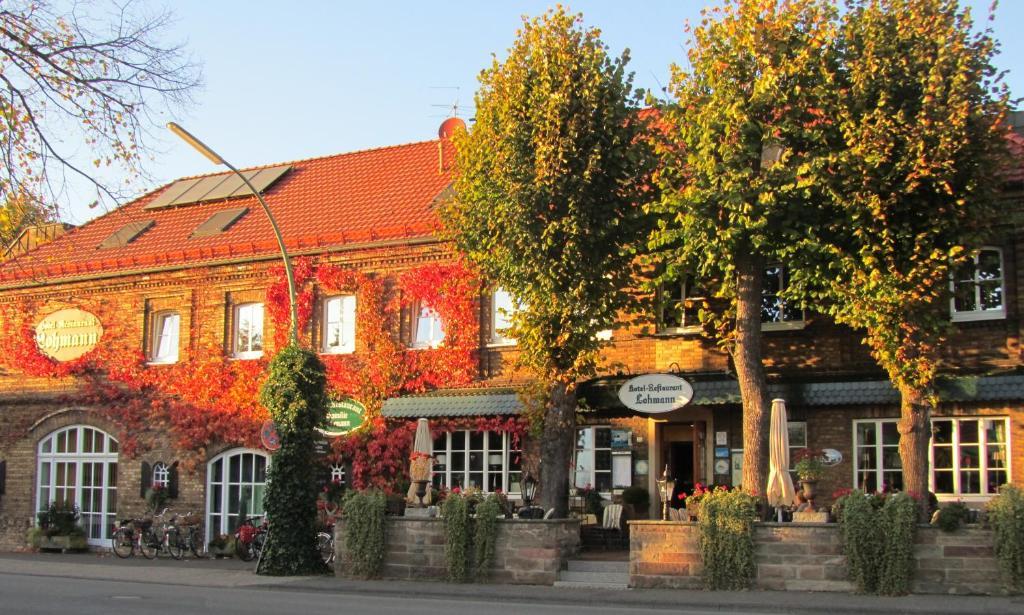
[578, 373, 1024, 410]
[382, 388, 522, 418]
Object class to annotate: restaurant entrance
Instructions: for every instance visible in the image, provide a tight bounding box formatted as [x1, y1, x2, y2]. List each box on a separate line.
[658, 420, 708, 505]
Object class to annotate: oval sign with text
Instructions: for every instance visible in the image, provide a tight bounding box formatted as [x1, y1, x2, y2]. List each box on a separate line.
[618, 374, 694, 414]
[35, 308, 103, 362]
[318, 399, 366, 437]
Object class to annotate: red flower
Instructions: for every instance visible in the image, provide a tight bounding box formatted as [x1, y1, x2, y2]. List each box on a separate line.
[452, 487, 461, 494]
[677, 492, 686, 500]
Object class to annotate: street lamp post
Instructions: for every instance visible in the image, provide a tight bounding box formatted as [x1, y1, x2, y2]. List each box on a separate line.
[167, 122, 298, 343]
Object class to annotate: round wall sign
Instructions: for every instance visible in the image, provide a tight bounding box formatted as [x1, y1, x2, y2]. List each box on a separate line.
[319, 399, 367, 437]
[821, 448, 843, 466]
[617, 374, 694, 414]
[35, 308, 103, 361]
[260, 419, 280, 452]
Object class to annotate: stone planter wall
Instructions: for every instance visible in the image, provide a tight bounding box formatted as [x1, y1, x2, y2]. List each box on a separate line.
[629, 521, 1004, 595]
[334, 517, 580, 585]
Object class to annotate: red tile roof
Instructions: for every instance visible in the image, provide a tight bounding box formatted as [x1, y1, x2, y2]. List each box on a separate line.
[0, 140, 454, 284]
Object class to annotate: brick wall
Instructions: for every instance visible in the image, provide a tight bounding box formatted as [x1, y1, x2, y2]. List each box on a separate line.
[333, 517, 580, 585]
[629, 520, 1007, 595]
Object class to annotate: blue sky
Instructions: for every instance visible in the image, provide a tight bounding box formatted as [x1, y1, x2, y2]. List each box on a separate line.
[64, 0, 1024, 224]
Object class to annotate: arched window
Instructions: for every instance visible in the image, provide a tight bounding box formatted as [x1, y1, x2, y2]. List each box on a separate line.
[36, 425, 119, 546]
[151, 462, 170, 488]
[206, 449, 268, 542]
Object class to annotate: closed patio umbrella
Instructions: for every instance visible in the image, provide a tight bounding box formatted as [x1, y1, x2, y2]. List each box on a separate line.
[407, 418, 434, 506]
[765, 398, 796, 518]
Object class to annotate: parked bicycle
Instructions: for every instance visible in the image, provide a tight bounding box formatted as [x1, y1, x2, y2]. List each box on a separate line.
[233, 516, 267, 562]
[317, 521, 335, 568]
[111, 512, 163, 559]
[174, 511, 205, 558]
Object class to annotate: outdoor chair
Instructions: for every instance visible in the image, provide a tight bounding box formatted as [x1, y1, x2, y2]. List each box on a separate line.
[668, 507, 684, 521]
[593, 503, 624, 550]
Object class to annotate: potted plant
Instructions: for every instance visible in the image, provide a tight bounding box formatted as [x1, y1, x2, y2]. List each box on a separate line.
[621, 485, 650, 519]
[793, 449, 826, 507]
[144, 484, 169, 512]
[33, 501, 87, 552]
[208, 533, 235, 558]
[319, 478, 346, 516]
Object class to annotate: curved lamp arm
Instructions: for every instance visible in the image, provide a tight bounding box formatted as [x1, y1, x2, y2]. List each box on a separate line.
[167, 122, 298, 344]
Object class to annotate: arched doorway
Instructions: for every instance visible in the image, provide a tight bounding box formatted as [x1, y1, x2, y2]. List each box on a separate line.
[36, 425, 119, 546]
[206, 449, 268, 542]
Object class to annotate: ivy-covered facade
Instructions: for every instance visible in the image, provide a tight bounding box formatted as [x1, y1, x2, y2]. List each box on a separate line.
[0, 123, 1023, 551]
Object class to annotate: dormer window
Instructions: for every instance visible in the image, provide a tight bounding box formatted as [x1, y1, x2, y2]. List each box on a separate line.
[952, 247, 1005, 322]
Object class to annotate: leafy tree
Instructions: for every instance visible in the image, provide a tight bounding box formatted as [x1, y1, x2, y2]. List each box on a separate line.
[442, 8, 655, 516]
[649, 0, 838, 494]
[0, 191, 53, 252]
[801, 0, 1011, 502]
[0, 1, 199, 210]
[256, 344, 329, 575]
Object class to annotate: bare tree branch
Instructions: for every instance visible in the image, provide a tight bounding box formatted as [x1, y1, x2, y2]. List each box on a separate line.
[0, 0, 201, 217]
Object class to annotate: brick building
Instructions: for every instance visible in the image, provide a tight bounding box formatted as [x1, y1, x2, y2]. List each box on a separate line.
[0, 122, 1023, 551]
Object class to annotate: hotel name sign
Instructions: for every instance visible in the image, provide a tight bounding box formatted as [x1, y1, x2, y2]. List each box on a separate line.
[618, 373, 694, 414]
[35, 309, 103, 361]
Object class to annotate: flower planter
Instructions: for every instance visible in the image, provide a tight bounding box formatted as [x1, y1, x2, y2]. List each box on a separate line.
[37, 535, 88, 553]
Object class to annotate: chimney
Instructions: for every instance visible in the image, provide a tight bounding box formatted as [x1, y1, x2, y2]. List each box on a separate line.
[437, 117, 467, 173]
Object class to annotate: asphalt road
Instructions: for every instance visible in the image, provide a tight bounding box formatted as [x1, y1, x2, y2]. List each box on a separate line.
[0, 572, 763, 615]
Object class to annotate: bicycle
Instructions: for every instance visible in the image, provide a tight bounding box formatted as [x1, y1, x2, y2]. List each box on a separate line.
[111, 514, 162, 559]
[175, 511, 205, 558]
[317, 520, 335, 567]
[233, 516, 267, 562]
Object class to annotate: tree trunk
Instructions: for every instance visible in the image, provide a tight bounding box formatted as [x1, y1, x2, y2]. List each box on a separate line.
[734, 252, 770, 497]
[539, 380, 575, 518]
[897, 381, 932, 519]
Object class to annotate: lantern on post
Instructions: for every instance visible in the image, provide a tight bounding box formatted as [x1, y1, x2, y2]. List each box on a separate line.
[656, 465, 671, 521]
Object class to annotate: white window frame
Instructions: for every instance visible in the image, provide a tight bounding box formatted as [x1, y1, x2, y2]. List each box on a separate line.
[151, 462, 170, 489]
[489, 288, 517, 346]
[205, 448, 268, 542]
[232, 302, 264, 359]
[762, 264, 805, 331]
[852, 419, 905, 494]
[36, 425, 119, 546]
[412, 302, 445, 349]
[951, 247, 1006, 322]
[658, 275, 704, 334]
[574, 426, 613, 493]
[149, 311, 180, 364]
[321, 295, 356, 354]
[431, 430, 521, 495]
[852, 417, 1011, 501]
[928, 417, 1011, 500]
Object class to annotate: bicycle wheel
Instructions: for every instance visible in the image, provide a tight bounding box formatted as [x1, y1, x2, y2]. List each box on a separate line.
[316, 532, 334, 565]
[139, 528, 160, 559]
[111, 527, 134, 558]
[165, 528, 185, 560]
[187, 526, 205, 558]
[234, 534, 255, 561]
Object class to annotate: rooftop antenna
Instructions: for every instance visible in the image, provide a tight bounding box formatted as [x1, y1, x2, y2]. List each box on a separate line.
[429, 86, 466, 119]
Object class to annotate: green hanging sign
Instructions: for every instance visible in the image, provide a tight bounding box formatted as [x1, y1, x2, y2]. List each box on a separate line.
[319, 398, 366, 437]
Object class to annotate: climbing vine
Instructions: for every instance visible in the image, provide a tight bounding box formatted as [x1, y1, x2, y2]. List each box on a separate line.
[988, 485, 1024, 593]
[474, 493, 502, 580]
[698, 487, 756, 590]
[442, 491, 471, 582]
[342, 490, 387, 578]
[0, 256, 482, 479]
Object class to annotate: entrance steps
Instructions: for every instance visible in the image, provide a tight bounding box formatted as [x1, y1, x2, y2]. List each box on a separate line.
[553, 559, 630, 590]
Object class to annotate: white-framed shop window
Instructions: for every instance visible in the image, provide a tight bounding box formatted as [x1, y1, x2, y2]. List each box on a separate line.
[36, 426, 119, 546]
[852, 419, 904, 493]
[431, 430, 521, 495]
[232, 303, 264, 359]
[951, 247, 1005, 322]
[206, 449, 268, 542]
[762, 265, 804, 330]
[322, 295, 356, 354]
[490, 288, 517, 346]
[929, 417, 1010, 497]
[574, 427, 613, 492]
[412, 303, 445, 349]
[150, 311, 180, 364]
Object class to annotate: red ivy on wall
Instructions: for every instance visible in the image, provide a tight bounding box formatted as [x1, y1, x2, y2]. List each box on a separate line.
[0, 256, 486, 486]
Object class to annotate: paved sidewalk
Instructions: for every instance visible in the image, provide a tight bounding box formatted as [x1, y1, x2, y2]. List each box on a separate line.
[1, 552, 1021, 614]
